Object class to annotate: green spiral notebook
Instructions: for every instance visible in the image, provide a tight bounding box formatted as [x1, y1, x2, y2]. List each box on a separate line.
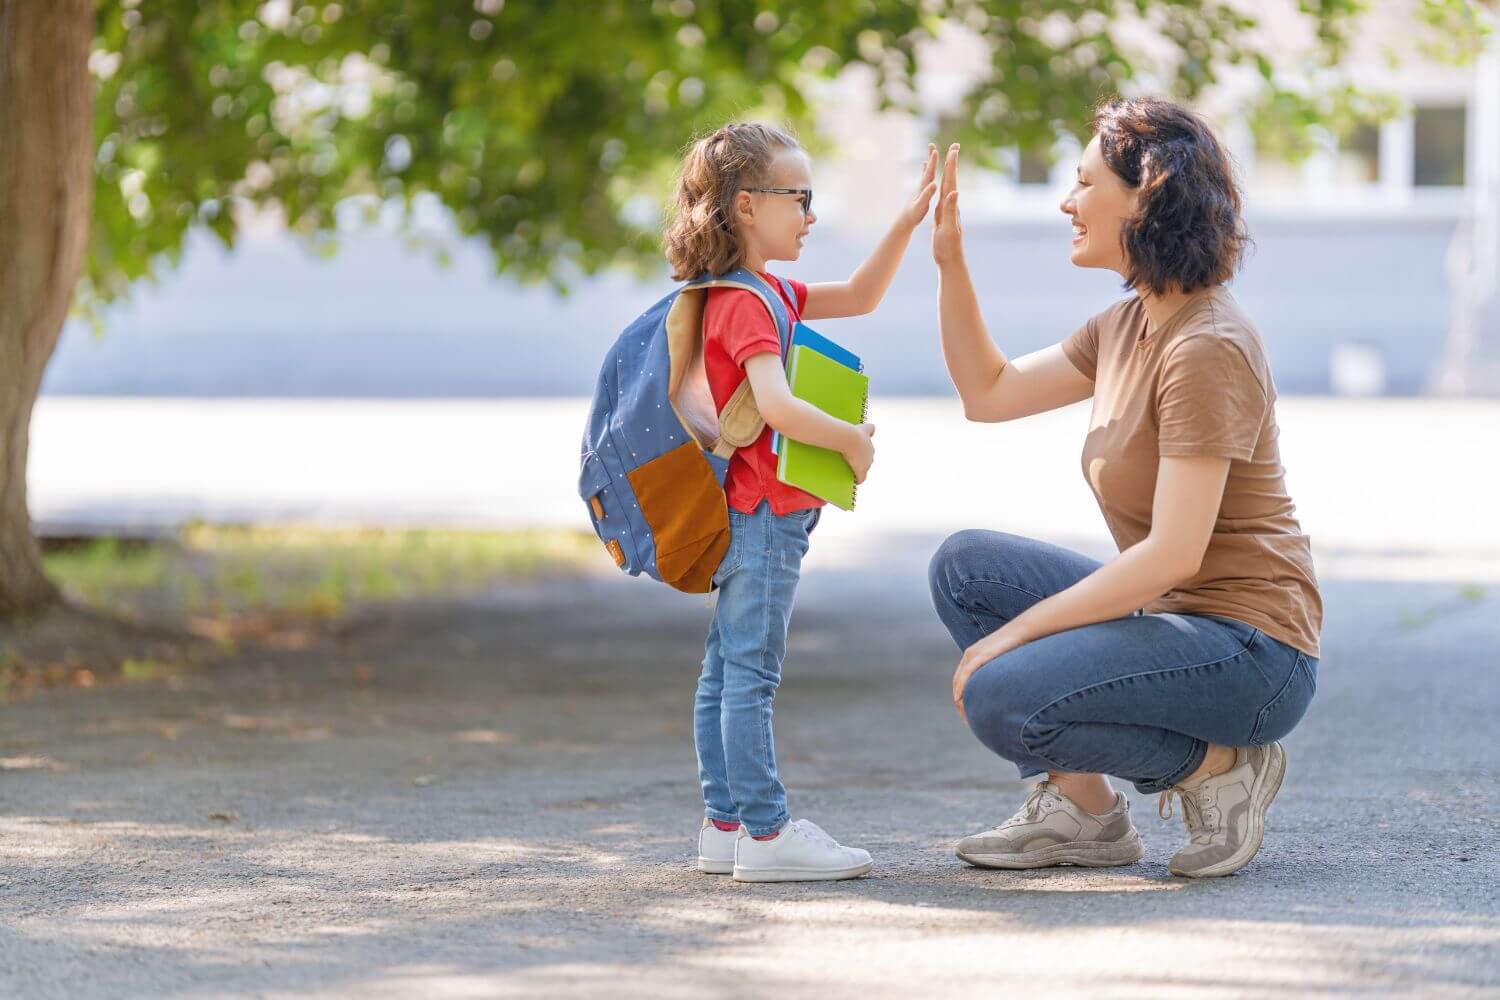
[775, 343, 869, 511]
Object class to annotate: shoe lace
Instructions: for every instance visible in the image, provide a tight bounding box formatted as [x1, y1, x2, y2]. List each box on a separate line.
[1158, 785, 1219, 842]
[1002, 781, 1060, 828]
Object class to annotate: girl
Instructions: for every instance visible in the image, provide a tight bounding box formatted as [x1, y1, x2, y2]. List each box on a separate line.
[928, 98, 1322, 878]
[663, 122, 936, 882]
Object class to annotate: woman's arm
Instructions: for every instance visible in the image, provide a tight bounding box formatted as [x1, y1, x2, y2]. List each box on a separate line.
[743, 353, 876, 481]
[801, 146, 938, 321]
[932, 144, 1093, 421]
[950, 454, 1231, 715]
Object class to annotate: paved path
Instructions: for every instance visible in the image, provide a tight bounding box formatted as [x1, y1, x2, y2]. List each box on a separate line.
[2, 530, 1497, 996]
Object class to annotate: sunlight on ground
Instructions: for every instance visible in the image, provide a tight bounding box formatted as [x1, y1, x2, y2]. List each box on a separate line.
[4, 814, 1493, 995]
[379, 910, 1498, 998]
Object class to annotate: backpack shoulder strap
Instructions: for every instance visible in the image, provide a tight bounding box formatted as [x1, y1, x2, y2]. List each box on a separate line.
[772, 275, 801, 331]
[680, 268, 795, 460]
[682, 268, 793, 359]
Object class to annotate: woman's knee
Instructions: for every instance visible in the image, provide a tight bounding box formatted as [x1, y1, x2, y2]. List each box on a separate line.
[928, 529, 1022, 606]
[929, 530, 979, 602]
[930, 531, 986, 645]
[930, 528, 1036, 584]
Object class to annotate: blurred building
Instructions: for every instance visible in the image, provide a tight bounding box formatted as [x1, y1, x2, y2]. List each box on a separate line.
[43, 9, 1499, 398]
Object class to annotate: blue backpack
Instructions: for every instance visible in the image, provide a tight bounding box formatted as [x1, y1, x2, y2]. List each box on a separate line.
[579, 268, 795, 593]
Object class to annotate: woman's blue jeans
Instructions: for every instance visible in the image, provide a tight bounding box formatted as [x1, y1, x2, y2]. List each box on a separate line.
[695, 500, 820, 836]
[928, 530, 1318, 793]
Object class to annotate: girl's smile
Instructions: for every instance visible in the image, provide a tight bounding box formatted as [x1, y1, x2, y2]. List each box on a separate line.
[737, 149, 817, 268]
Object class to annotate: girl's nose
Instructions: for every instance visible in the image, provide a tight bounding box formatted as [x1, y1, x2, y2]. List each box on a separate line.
[805, 209, 817, 226]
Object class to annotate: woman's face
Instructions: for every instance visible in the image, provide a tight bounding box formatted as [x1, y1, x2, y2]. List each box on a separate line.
[1060, 134, 1138, 276]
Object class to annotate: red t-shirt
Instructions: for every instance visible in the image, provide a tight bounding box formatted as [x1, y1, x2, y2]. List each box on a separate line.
[702, 272, 824, 516]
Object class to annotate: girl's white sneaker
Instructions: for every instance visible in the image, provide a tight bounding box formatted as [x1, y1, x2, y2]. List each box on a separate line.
[732, 819, 873, 882]
[697, 819, 739, 874]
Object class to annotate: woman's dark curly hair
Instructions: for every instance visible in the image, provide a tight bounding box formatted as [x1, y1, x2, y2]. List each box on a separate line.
[1092, 97, 1250, 296]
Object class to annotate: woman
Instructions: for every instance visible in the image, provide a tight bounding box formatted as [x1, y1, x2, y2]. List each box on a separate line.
[926, 97, 1322, 878]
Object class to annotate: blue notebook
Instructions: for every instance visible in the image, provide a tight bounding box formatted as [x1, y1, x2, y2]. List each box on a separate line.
[771, 324, 863, 454]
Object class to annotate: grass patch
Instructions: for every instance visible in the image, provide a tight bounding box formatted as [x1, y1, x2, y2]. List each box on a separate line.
[45, 524, 600, 622]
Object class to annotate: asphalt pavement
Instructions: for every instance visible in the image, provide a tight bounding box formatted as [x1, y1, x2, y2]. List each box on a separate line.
[2, 531, 1496, 997]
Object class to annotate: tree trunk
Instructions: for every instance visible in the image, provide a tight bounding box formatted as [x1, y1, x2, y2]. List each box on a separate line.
[0, 0, 94, 616]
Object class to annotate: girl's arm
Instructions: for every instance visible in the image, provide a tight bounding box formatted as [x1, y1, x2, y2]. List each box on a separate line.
[933, 145, 1093, 421]
[949, 455, 1231, 715]
[801, 145, 939, 321]
[742, 353, 875, 481]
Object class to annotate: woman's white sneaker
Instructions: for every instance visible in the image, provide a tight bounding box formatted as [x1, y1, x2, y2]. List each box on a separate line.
[697, 819, 739, 874]
[732, 819, 873, 882]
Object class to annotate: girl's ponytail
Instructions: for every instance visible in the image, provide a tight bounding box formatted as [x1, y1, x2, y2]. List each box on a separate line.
[664, 122, 800, 281]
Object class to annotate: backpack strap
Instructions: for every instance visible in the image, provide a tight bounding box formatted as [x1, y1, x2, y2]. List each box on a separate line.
[771, 275, 801, 336]
[682, 267, 793, 357]
[682, 268, 795, 459]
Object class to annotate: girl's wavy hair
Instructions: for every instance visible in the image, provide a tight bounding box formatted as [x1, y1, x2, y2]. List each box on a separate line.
[664, 122, 802, 281]
[1092, 97, 1251, 296]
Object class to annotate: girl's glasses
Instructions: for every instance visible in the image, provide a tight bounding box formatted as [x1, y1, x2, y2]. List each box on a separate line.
[743, 187, 813, 215]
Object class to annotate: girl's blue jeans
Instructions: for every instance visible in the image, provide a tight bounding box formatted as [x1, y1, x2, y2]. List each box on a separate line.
[928, 529, 1318, 794]
[695, 500, 819, 837]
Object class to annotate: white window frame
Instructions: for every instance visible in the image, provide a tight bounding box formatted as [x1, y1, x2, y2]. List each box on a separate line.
[1217, 95, 1470, 219]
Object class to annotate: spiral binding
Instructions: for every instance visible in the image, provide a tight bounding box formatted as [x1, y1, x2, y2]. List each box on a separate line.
[851, 386, 869, 510]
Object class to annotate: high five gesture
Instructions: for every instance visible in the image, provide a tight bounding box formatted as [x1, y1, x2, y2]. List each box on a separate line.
[802, 144, 938, 321]
[932, 143, 963, 267]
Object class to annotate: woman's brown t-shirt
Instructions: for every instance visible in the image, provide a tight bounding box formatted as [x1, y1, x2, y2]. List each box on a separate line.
[1061, 286, 1323, 658]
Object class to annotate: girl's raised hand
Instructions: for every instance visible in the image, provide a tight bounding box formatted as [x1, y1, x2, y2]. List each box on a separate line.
[898, 143, 939, 230]
[932, 143, 963, 267]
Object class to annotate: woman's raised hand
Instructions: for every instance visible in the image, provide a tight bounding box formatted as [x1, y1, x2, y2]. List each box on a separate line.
[897, 143, 939, 230]
[932, 143, 963, 267]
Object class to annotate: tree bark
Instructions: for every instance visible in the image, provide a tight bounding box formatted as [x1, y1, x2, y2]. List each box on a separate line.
[0, 0, 94, 616]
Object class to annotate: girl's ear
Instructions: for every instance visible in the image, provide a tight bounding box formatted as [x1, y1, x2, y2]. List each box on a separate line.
[734, 189, 755, 227]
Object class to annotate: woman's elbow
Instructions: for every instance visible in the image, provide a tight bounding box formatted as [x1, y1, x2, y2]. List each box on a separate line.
[1141, 536, 1205, 588]
[958, 368, 1016, 423]
[961, 397, 1012, 423]
[1165, 548, 1207, 586]
[961, 403, 993, 423]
